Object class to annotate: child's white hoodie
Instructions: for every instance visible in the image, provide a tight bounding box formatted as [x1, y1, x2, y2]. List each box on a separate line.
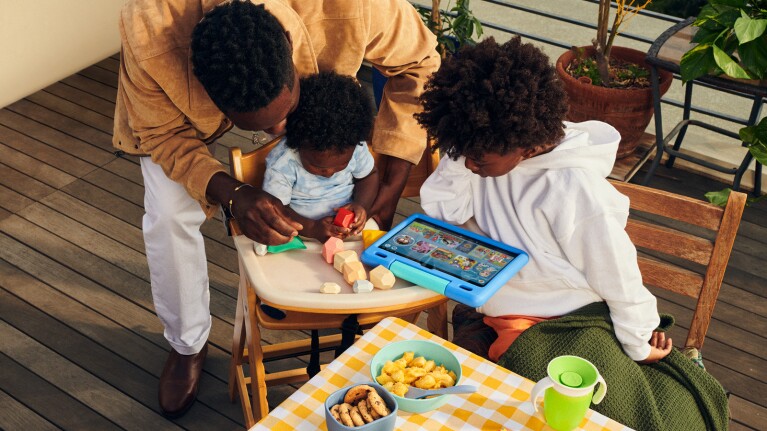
[421, 121, 658, 361]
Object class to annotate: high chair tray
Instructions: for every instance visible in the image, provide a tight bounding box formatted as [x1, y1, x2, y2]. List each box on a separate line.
[233, 235, 444, 313]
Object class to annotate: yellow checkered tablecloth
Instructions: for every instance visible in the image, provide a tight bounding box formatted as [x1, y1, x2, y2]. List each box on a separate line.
[249, 317, 633, 431]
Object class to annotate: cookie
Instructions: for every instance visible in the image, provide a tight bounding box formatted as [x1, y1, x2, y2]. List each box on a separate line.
[337, 403, 355, 427]
[367, 389, 390, 417]
[349, 405, 366, 426]
[330, 403, 342, 422]
[357, 398, 376, 423]
[343, 384, 375, 405]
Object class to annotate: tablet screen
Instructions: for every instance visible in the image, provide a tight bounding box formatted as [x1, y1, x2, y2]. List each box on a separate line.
[378, 219, 520, 286]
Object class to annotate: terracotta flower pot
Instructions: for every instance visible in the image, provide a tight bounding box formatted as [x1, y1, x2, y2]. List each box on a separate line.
[556, 46, 673, 159]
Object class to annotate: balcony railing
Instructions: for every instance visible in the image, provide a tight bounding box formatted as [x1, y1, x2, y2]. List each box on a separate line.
[408, 0, 764, 189]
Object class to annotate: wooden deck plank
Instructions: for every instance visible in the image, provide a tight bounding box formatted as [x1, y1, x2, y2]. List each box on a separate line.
[0, 353, 121, 431]
[0, 321, 180, 430]
[96, 57, 121, 74]
[0, 284, 242, 429]
[60, 74, 117, 103]
[0, 163, 55, 201]
[729, 395, 767, 430]
[0, 109, 114, 166]
[0, 207, 234, 351]
[0, 388, 60, 431]
[0, 123, 97, 178]
[79, 66, 119, 89]
[0, 143, 77, 189]
[0, 183, 34, 214]
[5, 99, 114, 154]
[25, 91, 114, 134]
[44, 82, 116, 115]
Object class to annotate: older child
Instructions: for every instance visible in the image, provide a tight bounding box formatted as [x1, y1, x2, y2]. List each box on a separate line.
[416, 37, 672, 364]
[263, 71, 378, 242]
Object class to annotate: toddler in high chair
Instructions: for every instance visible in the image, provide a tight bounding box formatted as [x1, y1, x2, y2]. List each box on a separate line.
[263, 71, 378, 242]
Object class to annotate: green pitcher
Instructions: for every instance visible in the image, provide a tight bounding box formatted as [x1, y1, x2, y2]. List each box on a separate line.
[529, 355, 607, 431]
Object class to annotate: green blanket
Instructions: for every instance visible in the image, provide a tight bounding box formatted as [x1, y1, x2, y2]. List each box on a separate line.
[498, 302, 729, 431]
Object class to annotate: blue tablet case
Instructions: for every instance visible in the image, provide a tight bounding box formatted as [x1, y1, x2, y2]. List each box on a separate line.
[361, 214, 529, 307]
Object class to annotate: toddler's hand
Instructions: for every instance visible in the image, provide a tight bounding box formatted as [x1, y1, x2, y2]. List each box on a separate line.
[639, 331, 672, 364]
[339, 203, 367, 235]
[315, 216, 351, 242]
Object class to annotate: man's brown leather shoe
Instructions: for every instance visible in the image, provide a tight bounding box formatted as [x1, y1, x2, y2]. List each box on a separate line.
[159, 344, 208, 418]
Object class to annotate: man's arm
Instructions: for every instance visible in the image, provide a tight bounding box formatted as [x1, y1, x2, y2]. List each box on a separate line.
[363, 0, 441, 228]
[206, 172, 302, 244]
[368, 156, 410, 229]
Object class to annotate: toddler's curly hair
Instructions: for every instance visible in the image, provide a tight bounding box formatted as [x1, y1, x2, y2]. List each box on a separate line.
[191, 0, 294, 113]
[286, 72, 373, 152]
[415, 36, 569, 160]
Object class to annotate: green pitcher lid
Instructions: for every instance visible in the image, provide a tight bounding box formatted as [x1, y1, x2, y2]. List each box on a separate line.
[559, 371, 583, 388]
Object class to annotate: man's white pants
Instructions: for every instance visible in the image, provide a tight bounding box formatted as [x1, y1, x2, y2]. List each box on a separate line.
[141, 157, 211, 355]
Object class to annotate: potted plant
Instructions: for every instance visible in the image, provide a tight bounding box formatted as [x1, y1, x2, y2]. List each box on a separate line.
[415, 0, 484, 58]
[372, 0, 483, 105]
[556, 0, 674, 159]
[679, 0, 767, 204]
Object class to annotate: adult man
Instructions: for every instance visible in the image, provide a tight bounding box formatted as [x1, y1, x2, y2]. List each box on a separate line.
[113, 0, 439, 418]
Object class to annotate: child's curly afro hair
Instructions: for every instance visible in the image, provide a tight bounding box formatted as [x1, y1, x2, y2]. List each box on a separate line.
[191, 0, 294, 113]
[415, 36, 569, 161]
[286, 72, 373, 152]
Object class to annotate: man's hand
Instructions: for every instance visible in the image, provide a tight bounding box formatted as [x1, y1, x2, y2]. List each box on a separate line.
[368, 155, 413, 229]
[638, 331, 673, 364]
[207, 172, 302, 245]
[231, 187, 303, 245]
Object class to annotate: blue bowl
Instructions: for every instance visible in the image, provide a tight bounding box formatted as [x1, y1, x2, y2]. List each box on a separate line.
[369, 340, 462, 413]
[325, 382, 398, 431]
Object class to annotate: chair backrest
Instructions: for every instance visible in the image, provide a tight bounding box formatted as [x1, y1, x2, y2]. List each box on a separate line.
[229, 135, 283, 189]
[609, 180, 747, 350]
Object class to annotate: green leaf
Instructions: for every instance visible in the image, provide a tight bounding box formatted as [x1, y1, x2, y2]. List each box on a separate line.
[713, 9, 745, 28]
[738, 36, 767, 79]
[680, 44, 718, 81]
[712, 44, 752, 77]
[692, 26, 726, 44]
[734, 16, 767, 44]
[741, 117, 767, 167]
[709, 0, 747, 7]
[748, 141, 767, 167]
[693, 4, 721, 26]
[705, 188, 732, 206]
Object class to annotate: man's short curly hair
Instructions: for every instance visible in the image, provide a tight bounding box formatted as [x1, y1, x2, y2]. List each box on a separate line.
[285, 72, 373, 152]
[414, 36, 569, 161]
[191, 0, 294, 113]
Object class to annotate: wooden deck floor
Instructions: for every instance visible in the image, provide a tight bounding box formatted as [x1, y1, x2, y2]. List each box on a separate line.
[1, 55, 765, 430]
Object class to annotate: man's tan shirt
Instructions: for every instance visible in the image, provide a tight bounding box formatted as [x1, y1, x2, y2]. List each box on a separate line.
[113, 0, 440, 216]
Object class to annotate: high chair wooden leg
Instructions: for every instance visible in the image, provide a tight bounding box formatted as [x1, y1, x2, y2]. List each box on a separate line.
[228, 273, 247, 402]
[245, 285, 269, 425]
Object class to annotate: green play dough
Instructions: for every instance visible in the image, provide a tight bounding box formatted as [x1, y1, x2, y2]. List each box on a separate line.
[266, 236, 306, 253]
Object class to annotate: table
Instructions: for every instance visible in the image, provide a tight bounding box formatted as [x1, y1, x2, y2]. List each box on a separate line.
[249, 317, 633, 431]
[642, 17, 765, 195]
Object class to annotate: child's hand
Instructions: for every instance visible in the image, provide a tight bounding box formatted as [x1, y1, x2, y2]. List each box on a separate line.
[317, 216, 351, 242]
[309, 216, 351, 242]
[639, 331, 673, 364]
[339, 203, 367, 235]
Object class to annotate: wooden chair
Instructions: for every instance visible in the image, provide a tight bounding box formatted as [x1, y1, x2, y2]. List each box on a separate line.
[609, 180, 747, 352]
[227, 136, 448, 427]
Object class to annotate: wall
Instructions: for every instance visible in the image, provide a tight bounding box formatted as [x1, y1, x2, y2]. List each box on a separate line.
[0, 0, 126, 109]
